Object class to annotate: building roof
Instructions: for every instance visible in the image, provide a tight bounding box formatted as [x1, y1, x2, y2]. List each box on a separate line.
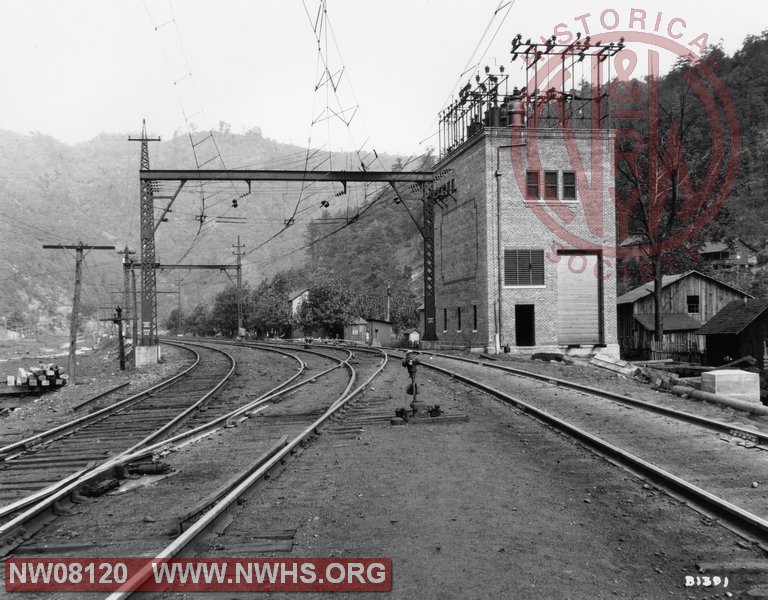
[700, 238, 758, 254]
[346, 317, 368, 326]
[287, 288, 309, 302]
[696, 298, 768, 335]
[617, 270, 752, 305]
[367, 318, 392, 325]
[633, 313, 702, 332]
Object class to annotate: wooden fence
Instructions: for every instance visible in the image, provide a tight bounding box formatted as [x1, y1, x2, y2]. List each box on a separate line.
[621, 341, 705, 364]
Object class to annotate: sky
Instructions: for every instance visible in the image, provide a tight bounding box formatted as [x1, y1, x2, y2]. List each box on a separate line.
[0, 0, 765, 157]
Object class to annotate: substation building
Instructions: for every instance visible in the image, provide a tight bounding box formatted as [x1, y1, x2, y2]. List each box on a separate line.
[431, 65, 619, 358]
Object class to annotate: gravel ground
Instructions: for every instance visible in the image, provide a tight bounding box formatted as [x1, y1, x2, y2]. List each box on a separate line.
[4, 342, 767, 599]
[174, 359, 765, 600]
[0, 337, 191, 446]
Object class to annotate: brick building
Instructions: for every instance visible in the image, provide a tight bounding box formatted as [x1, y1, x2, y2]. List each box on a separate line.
[432, 95, 619, 357]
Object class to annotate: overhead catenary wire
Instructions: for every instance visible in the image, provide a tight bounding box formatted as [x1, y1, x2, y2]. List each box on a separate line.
[417, 0, 516, 147]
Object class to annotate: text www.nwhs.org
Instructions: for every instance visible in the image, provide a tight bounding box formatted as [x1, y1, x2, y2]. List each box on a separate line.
[5, 557, 392, 592]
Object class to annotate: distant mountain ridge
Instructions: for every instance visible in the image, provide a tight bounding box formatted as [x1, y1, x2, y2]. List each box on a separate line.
[0, 127, 400, 332]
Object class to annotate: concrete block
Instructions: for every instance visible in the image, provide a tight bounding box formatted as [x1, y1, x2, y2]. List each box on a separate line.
[701, 369, 760, 403]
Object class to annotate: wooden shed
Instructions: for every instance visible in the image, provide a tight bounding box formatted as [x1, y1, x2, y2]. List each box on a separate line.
[402, 328, 421, 348]
[696, 298, 768, 369]
[344, 318, 369, 344]
[617, 270, 752, 353]
[367, 319, 393, 347]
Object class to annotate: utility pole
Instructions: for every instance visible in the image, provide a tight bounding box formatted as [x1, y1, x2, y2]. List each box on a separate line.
[114, 307, 125, 370]
[130, 266, 138, 354]
[386, 281, 391, 322]
[43, 242, 116, 384]
[233, 236, 245, 338]
[117, 246, 136, 333]
[117, 246, 137, 366]
[100, 307, 127, 371]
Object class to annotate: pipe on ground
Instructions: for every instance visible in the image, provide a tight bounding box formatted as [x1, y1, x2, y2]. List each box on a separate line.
[671, 385, 768, 416]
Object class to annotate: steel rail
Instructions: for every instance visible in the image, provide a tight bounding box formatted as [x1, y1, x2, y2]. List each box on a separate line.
[0, 343, 350, 550]
[117, 341, 236, 455]
[400, 354, 768, 545]
[0, 343, 201, 462]
[407, 350, 768, 445]
[105, 348, 386, 600]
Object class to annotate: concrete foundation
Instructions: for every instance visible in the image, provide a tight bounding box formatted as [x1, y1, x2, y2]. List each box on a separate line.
[135, 344, 161, 367]
[701, 369, 760, 403]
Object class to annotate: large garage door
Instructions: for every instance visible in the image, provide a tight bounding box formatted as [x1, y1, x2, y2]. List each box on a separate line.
[557, 253, 600, 344]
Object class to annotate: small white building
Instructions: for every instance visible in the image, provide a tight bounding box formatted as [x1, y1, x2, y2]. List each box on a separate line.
[1, 323, 21, 340]
[403, 328, 421, 348]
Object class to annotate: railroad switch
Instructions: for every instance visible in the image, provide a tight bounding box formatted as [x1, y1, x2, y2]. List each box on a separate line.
[79, 477, 120, 497]
[402, 352, 422, 416]
[398, 352, 442, 419]
[128, 461, 171, 475]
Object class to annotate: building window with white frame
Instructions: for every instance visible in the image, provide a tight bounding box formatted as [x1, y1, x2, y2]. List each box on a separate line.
[563, 171, 576, 200]
[526, 171, 539, 199]
[544, 171, 558, 200]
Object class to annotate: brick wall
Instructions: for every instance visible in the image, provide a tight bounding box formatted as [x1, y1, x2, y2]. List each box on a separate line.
[433, 126, 619, 355]
[433, 137, 490, 350]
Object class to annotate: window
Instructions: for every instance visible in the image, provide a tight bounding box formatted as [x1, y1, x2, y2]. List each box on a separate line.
[457, 307, 462, 332]
[473, 304, 478, 332]
[443, 308, 448, 332]
[687, 295, 700, 314]
[563, 171, 576, 200]
[544, 171, 558, 200]
[504, 249, 545, 286]
[526, 171, 539, 199]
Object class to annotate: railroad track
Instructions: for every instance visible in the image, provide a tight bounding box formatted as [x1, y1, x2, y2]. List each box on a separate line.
[8, 340, 768, 597]
[381, 348, 768, 548]
[0, 340, 387, 597]
[0, 340, 314, 553]
[0, 342, 234, 516]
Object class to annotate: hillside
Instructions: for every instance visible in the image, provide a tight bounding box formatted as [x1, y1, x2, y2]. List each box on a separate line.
[3, 32, 768, 336]
[0, 127, 400, 332]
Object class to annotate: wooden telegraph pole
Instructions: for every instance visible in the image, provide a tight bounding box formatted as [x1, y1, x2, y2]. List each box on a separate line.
[43, 242, 116, 384]
[233, 236, 245, 338]
[117, 246, 137, 366]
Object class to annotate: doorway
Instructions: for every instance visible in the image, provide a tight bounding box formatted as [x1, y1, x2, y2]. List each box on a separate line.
[515, 304, 535, 346]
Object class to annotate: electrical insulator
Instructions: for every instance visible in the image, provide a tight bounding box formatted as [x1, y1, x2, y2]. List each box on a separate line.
[321, 200, 329, 207]
[232, 199, 238, 208]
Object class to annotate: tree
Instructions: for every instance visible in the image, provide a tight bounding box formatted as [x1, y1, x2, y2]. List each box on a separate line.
[164, 308, 185, 335]
[252, 278, 293, 337]
[209, 285, 244, 337]
[295, 274, 354, 337]
[615, 51, 738, 341]
[185, 303, 214, 336]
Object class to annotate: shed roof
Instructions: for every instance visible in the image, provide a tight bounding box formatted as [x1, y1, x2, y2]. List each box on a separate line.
[696, 298, 768, 335]
[633, 313, 703, 331]
[700, 238, 758, 254]
[617, 270, 752, 305]
[287, 288, 309, 302]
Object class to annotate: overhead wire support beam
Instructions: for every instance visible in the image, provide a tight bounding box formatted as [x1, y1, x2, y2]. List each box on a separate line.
[128, 263, 239, 270]
[140, 169, 434, 184]
[139, 166, 439, 343]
